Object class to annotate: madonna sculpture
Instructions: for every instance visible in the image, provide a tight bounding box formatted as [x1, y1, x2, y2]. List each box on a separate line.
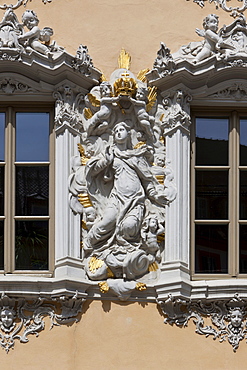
[69, 50, 177, 299]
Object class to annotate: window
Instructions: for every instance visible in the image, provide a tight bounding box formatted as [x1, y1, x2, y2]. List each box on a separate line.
[0, 107, 54, 273]
[191, 110, 247, 277]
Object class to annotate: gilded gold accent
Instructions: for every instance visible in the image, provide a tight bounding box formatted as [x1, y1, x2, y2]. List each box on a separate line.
[78, 193, 93, 208]
[118, 48, 131, 70]
[137, 68, 150, 83]
[159, 136, 165, 144]
[98, 281, 109, 293]
[77, 143, 90, 165]
[107, 267, 114, 278]
[135, 282, 147, 291]
[89, 257, 105, 273]
[81, 220, 88, 230]
[134, 141, 146, 149]
[160, 113, 164, 122]
[157, 233, 165, 243]
[113, 73, 137, 97]
[83, 107, 93, 120]
[156, 174, 164, 185]
[87, 92, 100, 108]
[148, 262, 159, 272]
[146, 86, 157, 112]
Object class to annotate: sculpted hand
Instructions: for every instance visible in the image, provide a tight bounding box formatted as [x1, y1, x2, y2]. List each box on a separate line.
[105, 146, 114, 163]
[195, 28, 205, 38]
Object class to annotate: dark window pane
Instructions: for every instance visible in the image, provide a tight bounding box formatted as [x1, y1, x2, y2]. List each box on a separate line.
[196, 170, 228, 219]
[0, 221, 3, 269]
[240, 171, 247, 220]
[16, 113, 49, 162]
[0, 113, 4, 162]
[0, 167, 3, 215]
[240, 225, 247, 273]
[240, 119, 247, 166]
[196, 118, 229, 166]
[15, 220, 48, 270]
[16, 166, 49, 216]
[195, 224, 228, 273]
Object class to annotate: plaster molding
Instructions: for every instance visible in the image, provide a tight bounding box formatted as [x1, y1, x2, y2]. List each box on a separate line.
[0, 77, 36, 94]
[158, 293, 247, 352]
[209, 82, 247, 100]
[0, 293, 84, 353]
[0, 1, 52, 10]
[186, 0, 247, 17]
[54, 84, 85, 130]
[72, 44, 94, 77]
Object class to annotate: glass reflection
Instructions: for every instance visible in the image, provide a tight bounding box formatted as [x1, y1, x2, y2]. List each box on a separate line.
[0, 221, 3, 270]
[16, 113, 49, 162]
[15, 220, 48, 270]
[196, 117, 229, 166]
[16, 166, 49, 216]
[195, 224, 228, 273]
[240, 171, 247, 220]
[0, 167, 3, 215]
[240, 119, 247, 166]
[0, 113, 5, 162]
[196, 170, 228, 219]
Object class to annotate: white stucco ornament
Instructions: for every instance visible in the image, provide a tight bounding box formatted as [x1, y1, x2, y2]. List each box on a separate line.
[174, 13, 247, 64]
[69, 50, 177, 300]
[0, 294, 84, 353]
[0, 6, 62, 57]
[159, 293, 247, 352]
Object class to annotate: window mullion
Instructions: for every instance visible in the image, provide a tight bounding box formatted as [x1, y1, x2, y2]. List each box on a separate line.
[4, 107, 15, 273]
[229, 111, 239, 276]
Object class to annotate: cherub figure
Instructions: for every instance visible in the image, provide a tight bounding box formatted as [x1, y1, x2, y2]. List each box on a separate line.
[194, 14, 221, 63]
[141, 215, 165, 263]
[129, 86, 156, 144]
[18, 10, 53, 55]
[86, 81, 119, 136]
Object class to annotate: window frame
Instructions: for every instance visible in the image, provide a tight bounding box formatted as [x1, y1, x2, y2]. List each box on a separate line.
[1, 103, 55, 276]
[191, 108, 247, 280]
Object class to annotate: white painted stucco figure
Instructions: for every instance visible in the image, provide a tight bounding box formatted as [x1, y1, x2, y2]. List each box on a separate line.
[86, 81, 120, 136]
[84, 122, 164, 252]
[129, 86, 156, 144]
[18, 10, 53, 55]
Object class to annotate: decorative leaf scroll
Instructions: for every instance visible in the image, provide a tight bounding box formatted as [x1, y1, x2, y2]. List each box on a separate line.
[0, 294, 84, 353]
[186, 0, 247, 17]
[158, 293, 247, 352]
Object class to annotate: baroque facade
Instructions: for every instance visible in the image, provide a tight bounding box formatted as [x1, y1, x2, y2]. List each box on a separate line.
[0, 0, 247, 368]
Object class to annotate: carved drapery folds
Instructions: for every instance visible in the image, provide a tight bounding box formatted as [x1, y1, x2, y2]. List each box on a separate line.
[0, 294, 84, 353]
[69, 50, 177, 300]
[158, 294, 247, 352]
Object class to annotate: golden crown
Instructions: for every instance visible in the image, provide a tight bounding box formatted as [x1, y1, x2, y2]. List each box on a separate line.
[113, 71, 137, 97]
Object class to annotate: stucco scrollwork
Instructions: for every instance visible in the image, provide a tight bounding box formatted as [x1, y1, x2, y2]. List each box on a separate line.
[0, 77, 35, 94]
[72, 44, 94, 76]
[69, 50, 177, 300]
[157, 90, 191, 132]
[54, 85, 85, 130]
[186, 0, 247, 18]
[210, 82, 247, 100]
[158, 293, 247, 352]
[0, 294, 84, 353]
[153, 42, 175, 78]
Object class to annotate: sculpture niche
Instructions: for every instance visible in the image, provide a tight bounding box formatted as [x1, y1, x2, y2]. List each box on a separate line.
[69, 50, 177, 300]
